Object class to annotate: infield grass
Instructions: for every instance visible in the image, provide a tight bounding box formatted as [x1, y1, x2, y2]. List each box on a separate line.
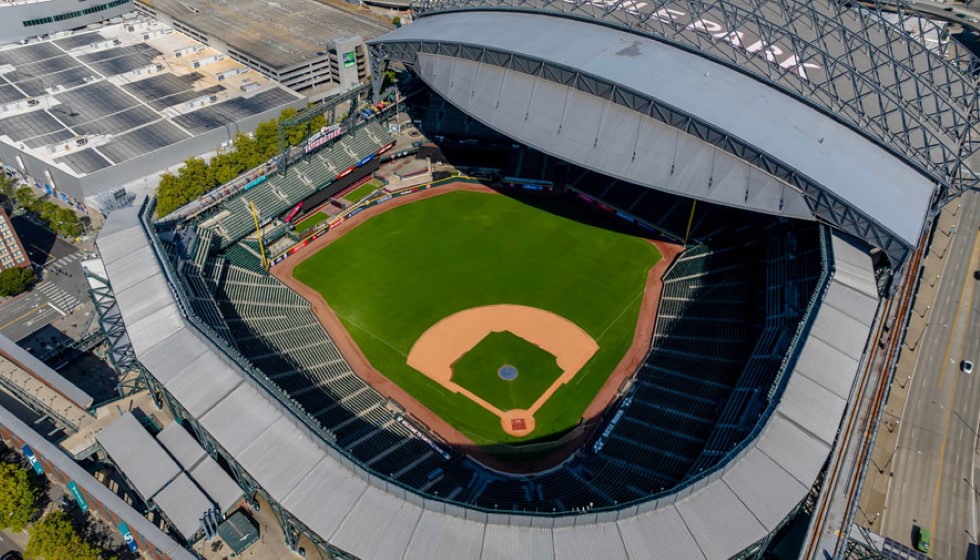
[451, 331, 563, 412]
[293, 190, 660, 445]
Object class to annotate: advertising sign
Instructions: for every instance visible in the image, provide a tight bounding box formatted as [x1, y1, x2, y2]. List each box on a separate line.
[343, 51, 356, 68]
[67, 481, 89, 513]
[21, 445, 44, 475]
[119, 522, 139, 552]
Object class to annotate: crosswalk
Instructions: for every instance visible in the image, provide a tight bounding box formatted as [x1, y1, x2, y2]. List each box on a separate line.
[47, 252, 85, 270]
[36, 281, 82, 314]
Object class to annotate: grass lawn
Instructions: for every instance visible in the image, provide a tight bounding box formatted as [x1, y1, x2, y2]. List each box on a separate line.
[293, 190, 660, 445]
[451, 331, 563, 412]
[342, 179, 382, 203]
[294, 211, 329, 233]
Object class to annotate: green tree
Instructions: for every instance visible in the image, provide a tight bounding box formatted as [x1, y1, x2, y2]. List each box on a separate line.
[252, 120, 279, 160]
[176, 156, 215, 197]
[0, 266, 35, 297]
[26, 510, 103, 560]
[392, 15, 402, 27]
[232, 131, 262, 169]
[154, 172, 187, 217]
[51, 207, 80, 237]
[0, 174, 16, 205]
[210, 152, 242, 185]
[0, 462, 38, 531]
[14, 186, 35, 211]
[308, 112, 327, 136]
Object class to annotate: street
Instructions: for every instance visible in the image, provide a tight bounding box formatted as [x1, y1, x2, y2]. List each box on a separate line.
[0, 215, 91, 344]
[869, 190, 980, 559]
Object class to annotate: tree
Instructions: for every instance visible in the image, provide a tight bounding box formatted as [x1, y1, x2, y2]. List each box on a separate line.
[154, 172, 186, 217]
[209, 152, 242, 185]
[176, 156, 215, 198]
[26, 511, 103, 560]
[392, 15, 402, 27]
[0, 266, 35, 297]
[14, 186, 35, 212]
[52, 207, 80, 237]
[0, 174, 16, 205]
[0, 462, 38, 532]
[252, 120, 279, 160]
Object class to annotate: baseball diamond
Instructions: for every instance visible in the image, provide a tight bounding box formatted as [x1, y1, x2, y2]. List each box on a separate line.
[287, 187, 661, 445]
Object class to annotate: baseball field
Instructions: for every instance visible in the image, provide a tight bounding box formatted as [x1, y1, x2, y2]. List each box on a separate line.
[292, 189, 661, 445]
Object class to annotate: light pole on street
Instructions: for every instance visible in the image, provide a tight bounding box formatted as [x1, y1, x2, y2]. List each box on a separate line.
[872, 445, 920, 475]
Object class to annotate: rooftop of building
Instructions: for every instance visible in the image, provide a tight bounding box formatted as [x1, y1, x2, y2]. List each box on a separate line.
[0, 17, 303, 178]
[146, 0, 392, 70]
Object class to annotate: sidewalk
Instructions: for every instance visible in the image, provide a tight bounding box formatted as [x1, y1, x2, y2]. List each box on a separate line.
[857, 201, 962, 528]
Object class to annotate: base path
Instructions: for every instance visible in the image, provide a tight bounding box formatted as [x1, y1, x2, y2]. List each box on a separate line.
[272, 181, 681, 472]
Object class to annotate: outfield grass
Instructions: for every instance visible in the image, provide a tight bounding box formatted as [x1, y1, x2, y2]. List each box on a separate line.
[342, 179, 381, 203]
[451, 331, 563, 412]
[294, 190, 660, 445]
[294, 211, 329, 233]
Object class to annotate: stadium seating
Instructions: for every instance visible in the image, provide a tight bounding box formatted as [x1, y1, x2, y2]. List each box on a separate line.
[173, 251, 465, 498]
[173, 205, 824, 513]
[203, 121, 394, 248]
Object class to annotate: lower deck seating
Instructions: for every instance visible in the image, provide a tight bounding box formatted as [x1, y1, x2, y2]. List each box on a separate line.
[167, 215, 824, 513]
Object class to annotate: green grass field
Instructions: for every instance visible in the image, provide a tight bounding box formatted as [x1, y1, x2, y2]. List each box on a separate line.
[451, 332, 563, 412]
[294, 211, 329, 233]
[294, 190, 660, 445]
[342, 179, 381, 203]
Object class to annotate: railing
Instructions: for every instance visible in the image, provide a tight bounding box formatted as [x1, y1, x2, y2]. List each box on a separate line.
[141, 196, 834, 521]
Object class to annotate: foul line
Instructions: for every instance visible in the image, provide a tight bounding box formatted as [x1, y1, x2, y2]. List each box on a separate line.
[334, 313, 407, 358]
[595, 288, 645, 343]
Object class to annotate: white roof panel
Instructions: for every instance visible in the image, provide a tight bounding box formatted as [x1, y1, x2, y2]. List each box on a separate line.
[152, 472, 213, 539]
[481, 525, 555, 560]
[189, 456, 243, 513]
[553, 523, 627, 560]
[156, 423, 207, 470]
[722, 448, 807, 531]
[138, 328, 210, 385]
[778, 372, 847, 445]
[675, 482, 766, 560]
[96, 413, 181, 499]
[282, 457, 367, 541]
[404, 510, 486, 560]
[794, 336, 860, 400]
[331, 486, 422, 560]
[618, 505, 705, 560]
[199, 383, 279, 455]
[164, 351, 241, 418]
[237, 416, 325, 499]
[758, 414, 831, 487]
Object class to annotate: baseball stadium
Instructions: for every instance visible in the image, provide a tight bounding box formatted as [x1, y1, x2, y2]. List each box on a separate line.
[87, 0, 979, 558]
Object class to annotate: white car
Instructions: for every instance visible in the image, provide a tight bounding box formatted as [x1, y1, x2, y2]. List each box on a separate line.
[962, 360, 974, 375]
